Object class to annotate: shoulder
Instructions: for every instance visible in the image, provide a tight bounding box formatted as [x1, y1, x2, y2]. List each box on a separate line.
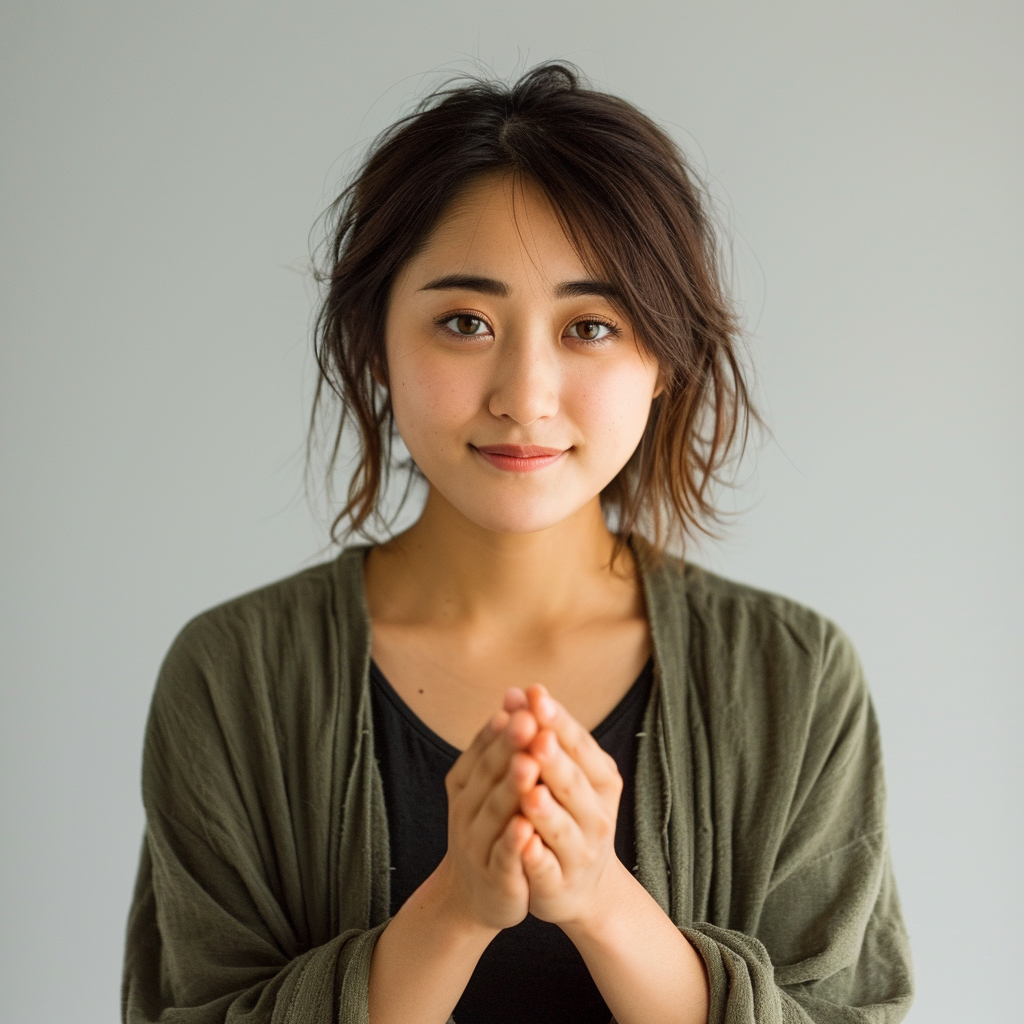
[162, 558, 336, 672]
[150, 548, 368, 730]
[651, 551, 857, 662]
[683, 560, 853, 663]
[141, 547, 373, 830]
[652, 553, 869, 731]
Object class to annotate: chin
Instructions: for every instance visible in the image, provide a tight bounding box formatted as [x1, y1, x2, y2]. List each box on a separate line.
[449, 491, 589, 536]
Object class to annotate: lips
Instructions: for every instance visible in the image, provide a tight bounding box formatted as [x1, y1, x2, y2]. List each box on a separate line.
[471, 443, 569, 474]
[475, 444, 567, 457]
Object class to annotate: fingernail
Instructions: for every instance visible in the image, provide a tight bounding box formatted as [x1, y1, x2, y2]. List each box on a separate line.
[538, 696, 556, 720]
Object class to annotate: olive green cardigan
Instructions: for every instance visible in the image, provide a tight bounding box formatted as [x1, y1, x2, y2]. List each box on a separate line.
[122, 536, 914, 1023]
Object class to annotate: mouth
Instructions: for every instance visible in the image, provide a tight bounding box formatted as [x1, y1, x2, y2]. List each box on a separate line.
[471, 443, 570, 473]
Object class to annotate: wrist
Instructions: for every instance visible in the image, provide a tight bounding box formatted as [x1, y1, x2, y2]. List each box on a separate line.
[369, 858, 502, 1024]
[560, 857, 636, 946]
[427, 855, 503, 948]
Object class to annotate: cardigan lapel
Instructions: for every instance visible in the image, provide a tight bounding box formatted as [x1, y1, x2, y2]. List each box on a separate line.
[332, 542, 392, 930]
[630, 533, 695, 926]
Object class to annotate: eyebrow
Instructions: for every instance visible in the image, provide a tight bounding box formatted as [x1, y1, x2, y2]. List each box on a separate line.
[418, 273, 622, 302]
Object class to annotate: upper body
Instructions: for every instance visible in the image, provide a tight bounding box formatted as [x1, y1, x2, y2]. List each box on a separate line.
[123, 62, 913, 1024]
[123, 536, 912, 1023]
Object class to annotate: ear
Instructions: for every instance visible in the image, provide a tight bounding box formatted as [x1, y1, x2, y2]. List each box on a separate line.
[652, 368, 667, 400]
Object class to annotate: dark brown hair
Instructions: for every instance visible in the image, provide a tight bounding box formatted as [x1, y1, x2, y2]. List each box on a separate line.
[309, 61, 757, 572]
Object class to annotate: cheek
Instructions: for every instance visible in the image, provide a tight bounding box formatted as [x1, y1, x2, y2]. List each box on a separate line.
[390, 352, 482, 442]
[569, 366, 656, 454]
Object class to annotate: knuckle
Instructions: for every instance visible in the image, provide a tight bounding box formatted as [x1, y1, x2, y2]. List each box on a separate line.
[485, 784, 511, 816]
[445, 761, 466, 790]
[564, 732, 582, 761]
[482, 739, 510, 775]
[554, 778, 574, 806]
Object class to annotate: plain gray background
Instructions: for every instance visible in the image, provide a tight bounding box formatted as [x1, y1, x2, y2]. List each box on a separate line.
[2, 1, 1021, 1021]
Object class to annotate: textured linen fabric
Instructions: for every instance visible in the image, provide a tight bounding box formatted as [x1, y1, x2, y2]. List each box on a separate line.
[122, 534, 914, 1023]
[369, 653, 653, 1024]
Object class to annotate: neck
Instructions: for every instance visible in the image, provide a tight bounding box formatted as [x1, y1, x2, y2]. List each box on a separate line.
[365, 487, 640, 637]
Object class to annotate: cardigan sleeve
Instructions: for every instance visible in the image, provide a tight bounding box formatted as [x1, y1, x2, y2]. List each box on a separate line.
[121, 614, 386, 1024]
[677, 619, 914, 1023]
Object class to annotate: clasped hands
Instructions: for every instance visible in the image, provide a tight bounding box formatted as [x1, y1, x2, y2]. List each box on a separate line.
[441, 683, 626, 936]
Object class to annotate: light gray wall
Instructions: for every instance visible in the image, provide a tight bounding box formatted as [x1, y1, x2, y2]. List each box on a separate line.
[2, 2, 1020, 1021]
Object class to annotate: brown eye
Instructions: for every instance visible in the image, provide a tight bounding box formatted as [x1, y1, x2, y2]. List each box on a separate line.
[448, 315, 486, 335]
[569, 320, 616, 343]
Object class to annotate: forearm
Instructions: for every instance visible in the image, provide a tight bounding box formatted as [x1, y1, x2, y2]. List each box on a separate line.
[368, 862, 499, 1024]
[562, 861, 710, 1024]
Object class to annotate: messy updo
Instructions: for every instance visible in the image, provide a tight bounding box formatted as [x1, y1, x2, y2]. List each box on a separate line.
[309, 60, 756, 570]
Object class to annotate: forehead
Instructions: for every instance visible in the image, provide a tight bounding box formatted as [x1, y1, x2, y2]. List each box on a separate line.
[406, 170, 590, 280]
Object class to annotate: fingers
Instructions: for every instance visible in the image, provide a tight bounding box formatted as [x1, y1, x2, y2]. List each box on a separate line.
[526, 728, 615, 840]
[525, 685, 622, 797]
[468, 748, 540, 853]
[488, 812, 535, 875]
[521, 830, 560, 882]
[503, 687, 530, 714]
[520, 783, 579, 877]
[446, 707, 511, 791]
[447, 708, 540, 842]
[446, 689, 534, 792]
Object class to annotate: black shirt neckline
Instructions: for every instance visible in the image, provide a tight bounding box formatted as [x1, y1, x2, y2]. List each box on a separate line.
[369, 655, 654, 759]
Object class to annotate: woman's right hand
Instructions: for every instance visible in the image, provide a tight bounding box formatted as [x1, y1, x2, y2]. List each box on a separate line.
[439, 694, 542, 932]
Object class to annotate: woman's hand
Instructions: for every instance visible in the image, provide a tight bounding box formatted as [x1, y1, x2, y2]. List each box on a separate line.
[516, 684, 625, 927]
[438, 694, 543, 932]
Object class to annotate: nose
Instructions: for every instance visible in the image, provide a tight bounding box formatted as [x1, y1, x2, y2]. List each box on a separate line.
[485, 325, 561, 426]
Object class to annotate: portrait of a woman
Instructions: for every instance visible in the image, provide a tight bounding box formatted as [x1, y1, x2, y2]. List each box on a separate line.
[121, 62, 914, 1024]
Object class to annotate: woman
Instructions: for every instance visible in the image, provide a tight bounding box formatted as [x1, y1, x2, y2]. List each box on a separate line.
[122, 63, 914, 1024]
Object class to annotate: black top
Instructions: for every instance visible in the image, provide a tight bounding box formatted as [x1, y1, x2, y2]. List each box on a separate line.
[369, 655, 654, 1024]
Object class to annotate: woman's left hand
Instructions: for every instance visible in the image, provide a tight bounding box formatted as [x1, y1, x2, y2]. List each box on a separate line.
[500, 683, 625, 927]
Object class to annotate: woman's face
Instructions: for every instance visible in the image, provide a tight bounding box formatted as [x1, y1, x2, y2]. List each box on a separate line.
[383, 170, 665, 536]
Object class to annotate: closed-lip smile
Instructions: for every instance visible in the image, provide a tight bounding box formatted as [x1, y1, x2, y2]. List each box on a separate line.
[474, 444, 567, 457]
[471, 443, 570, 473]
